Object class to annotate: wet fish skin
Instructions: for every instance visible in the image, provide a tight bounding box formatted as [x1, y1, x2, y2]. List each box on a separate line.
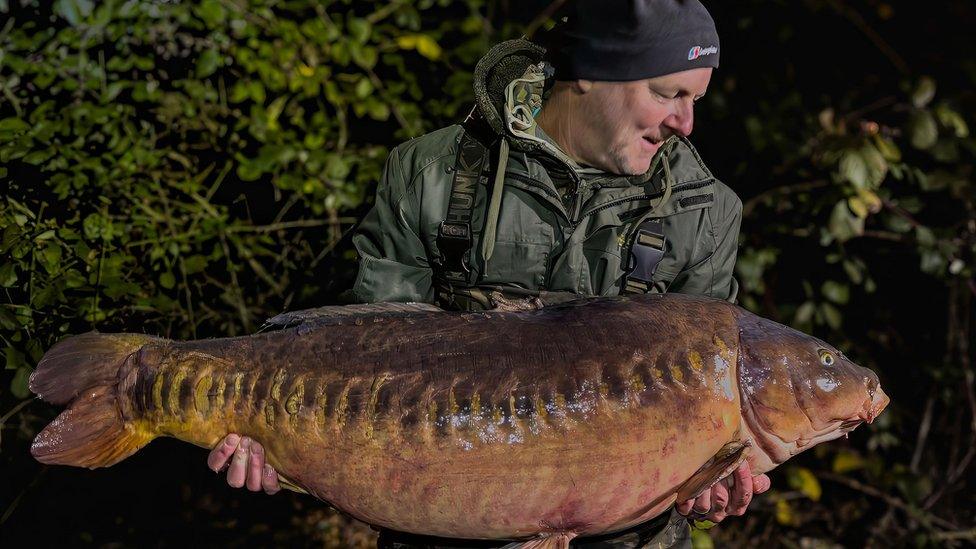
[29, 294, 888, 543]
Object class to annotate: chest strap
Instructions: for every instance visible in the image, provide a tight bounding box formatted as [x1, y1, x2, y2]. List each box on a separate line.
[437, 113, 493, 284]
[623, 218, 667, 294]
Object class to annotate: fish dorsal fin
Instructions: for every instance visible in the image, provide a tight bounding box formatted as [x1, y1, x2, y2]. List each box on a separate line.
[676, 440, 751, 502]
[260, 302, 444, 332]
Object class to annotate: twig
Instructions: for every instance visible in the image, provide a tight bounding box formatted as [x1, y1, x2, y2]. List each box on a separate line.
[859, 230, 906, 243]
[824, 0, 910, 75]
[742, 180, 830, 217]
[818, 471, 957, 531]
[933, 529, 976, 542]
[226, 218, 355, 233]
[0, 467, 47, 525]
[910, 389, 936, 473]
[0, 399, 33, 453]
[523, 0, 568, 39]
[365, 0, 409, 24]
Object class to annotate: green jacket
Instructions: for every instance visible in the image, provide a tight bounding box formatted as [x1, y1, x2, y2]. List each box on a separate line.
[351, 39, 742, 310]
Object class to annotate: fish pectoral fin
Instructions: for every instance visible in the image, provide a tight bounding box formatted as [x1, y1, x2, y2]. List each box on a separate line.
[676, 440, 751, 502]
[276, 473, 309, 495]
[500, 533, 575, 549]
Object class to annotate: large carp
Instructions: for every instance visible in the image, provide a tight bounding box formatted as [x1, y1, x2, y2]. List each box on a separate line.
[30, 294, 888, 548]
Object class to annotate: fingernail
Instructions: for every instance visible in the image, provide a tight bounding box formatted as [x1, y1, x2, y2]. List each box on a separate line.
[264, 464, 274, 478]
[239, 437, 251, 449]
[225, 434, 240, 446]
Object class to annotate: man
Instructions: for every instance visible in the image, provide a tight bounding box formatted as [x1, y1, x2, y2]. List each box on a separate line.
[208, 1, 771, 546]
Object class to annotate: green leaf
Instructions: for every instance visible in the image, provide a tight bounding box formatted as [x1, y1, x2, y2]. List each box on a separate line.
[4, 346, 25, 370]
[915, 226, 936, 246]
[0, 117, 30, 134]
[908, 110, 939, 150]
[54, 0, 93, 26]
[822, 281, 850, 305]
[196, 0, 227, 27]
[348, 17, 371, 44]
[828, 200, 864, 242]
[183, 255, 208, 274]
[935, 104, 970, 138]
[821, 302, 843, 329]
[196, 48, 222, 78]
[354, 78, 373, 99]
[872, 134, 901, 162]
[839, 150, 868, 188]
[11, 366, 31, 398]
[159, 271, 176, 289]
[911, 76, 936, 108]
[860, 144, 888, 187]
[794, 301, 816, 325]
[0, 263, 17, 287]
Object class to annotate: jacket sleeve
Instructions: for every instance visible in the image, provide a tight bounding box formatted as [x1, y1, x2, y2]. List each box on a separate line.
[349, 146, 435, 304]
[668, 185, 742, 302]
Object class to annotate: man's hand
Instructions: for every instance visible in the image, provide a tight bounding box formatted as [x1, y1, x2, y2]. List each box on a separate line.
[207, 433, 281, 495]
[675, 462, 771, 523]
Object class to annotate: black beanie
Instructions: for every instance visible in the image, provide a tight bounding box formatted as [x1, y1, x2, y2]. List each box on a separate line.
[541, 0, 720, 81]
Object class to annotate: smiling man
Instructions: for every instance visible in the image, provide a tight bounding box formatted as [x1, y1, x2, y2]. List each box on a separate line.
[208, 1, 770, 547]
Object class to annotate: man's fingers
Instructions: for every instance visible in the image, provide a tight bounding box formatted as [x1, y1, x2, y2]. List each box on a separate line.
[728, 464, 754, 515]
[692, 487, 711, 515]
[246, 440, 266, 492]
[753, 474, 772, 494]
[262, 464, 281, 495]
[675, 498, 695, 516]
[711, 478, 730, 514]
[207, 433, 241, 472]
[226, 436, 251, 488]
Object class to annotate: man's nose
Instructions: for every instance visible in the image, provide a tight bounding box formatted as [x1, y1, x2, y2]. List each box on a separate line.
[665, 98, 695, 137]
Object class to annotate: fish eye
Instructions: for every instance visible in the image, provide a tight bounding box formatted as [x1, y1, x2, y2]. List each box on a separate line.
[818, 350, 835, 367]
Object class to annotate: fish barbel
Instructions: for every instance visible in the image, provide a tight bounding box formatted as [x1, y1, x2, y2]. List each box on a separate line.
[29, 294, 888, 548]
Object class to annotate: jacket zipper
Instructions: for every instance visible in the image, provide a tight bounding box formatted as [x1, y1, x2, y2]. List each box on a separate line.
[505, 172, 712, 229]
[569, 179, 713, 230]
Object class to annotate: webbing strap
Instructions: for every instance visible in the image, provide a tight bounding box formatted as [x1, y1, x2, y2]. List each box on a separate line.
[437, 115, 491, 283]
[623, 219, 667, 294]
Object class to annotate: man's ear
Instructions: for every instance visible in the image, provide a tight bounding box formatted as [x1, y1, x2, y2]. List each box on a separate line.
[573, 79, 593, 94]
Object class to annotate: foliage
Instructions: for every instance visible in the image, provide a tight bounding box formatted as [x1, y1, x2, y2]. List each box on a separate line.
[1, 0, 975, 547]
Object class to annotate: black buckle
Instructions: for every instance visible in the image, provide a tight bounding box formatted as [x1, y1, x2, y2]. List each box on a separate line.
[438, 221, 471, 279]
[626, 220, 666, 287]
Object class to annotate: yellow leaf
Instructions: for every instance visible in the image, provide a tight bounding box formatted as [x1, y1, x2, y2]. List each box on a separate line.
[787, 466, 822, 501]
[415, 35, 442, 60]
[298, 63, 315, 77]
[775, 498, 795, 526]
[848, 196, 868, 219]
[690, 527, 714, 549]
[857, 188, 882, 213]
[833, 450, 866, 473]
[395, 35, 418, 50]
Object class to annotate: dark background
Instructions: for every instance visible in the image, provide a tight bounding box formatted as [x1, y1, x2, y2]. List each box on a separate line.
[1, 1, 974, 547]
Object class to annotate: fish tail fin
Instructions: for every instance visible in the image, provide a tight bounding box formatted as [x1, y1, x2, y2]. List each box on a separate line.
[31, 385, 156, 468]
[29, 332, 161, 468]
[30, 332, 157, 405]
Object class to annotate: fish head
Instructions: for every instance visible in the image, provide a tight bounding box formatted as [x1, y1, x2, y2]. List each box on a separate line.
[736, 313, 889, 471]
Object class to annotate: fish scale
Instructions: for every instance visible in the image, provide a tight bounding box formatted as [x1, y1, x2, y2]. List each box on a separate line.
[29, 294, 888, 547]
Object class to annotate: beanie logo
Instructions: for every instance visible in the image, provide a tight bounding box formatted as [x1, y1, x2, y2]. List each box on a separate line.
[688, 45, 718, 61]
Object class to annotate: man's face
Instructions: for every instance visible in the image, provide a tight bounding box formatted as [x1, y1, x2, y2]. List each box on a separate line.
[575, 68, 713, 175]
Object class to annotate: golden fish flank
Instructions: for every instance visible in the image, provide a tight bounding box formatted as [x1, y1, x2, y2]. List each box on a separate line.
[28, 294, 889, 546]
